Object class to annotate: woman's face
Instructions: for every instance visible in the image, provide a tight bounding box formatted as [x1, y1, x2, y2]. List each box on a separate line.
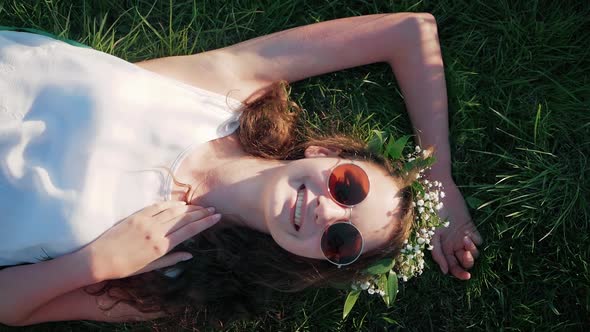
[261, 146, 403, 261]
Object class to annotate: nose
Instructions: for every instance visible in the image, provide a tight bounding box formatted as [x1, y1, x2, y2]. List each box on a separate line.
[315, 195, 350, 225]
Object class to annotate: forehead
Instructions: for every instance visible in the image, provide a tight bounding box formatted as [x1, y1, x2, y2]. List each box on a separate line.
[351, 161, 402, 252]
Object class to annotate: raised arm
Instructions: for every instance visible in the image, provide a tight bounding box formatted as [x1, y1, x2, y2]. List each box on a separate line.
[137, 12, 481, 279]
[138, 13, 449, 175]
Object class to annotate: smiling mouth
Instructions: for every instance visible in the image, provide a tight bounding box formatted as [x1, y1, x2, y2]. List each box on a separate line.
[293, 184, 306, 231]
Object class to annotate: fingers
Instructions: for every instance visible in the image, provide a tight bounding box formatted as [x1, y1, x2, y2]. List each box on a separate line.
[463, 236, 480, 258]
[165, 207, 216, 235]
[167, 213, 221, 247]
[446, 251, 471, 280]
[133, 251, 193, 276]
[141, 200, 187, 217]
[430, 233, 448, 274]
[470, 229, 483, 246]
[458, 249, 475, 270]
[153, 203, 204, 223]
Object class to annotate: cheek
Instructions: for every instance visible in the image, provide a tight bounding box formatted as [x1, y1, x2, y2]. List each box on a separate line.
[268, 227, 324, 260]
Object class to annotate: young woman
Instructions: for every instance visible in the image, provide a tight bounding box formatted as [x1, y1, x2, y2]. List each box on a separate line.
[0, 13, 482, 326]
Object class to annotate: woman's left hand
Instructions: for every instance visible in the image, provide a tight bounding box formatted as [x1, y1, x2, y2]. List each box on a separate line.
[430, 178, 483, 280]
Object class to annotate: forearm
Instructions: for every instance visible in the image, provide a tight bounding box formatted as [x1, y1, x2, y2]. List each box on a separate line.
[11, 286, 164, 326]
[0, 249, 98, 325]
[387, 15, 452, 179]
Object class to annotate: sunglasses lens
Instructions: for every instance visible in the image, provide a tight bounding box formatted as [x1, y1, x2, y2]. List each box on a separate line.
[328, 164, 370, 206]
[321, 223, 363, 266]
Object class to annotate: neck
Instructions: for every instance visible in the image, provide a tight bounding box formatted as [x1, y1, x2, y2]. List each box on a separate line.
[181, 135, 284, 233]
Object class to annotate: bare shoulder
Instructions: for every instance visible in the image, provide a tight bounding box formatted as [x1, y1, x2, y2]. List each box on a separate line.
[134, 51, 253, 102]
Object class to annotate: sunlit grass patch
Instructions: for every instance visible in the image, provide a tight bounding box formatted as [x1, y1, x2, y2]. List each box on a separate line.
[1, 0, 589, 331]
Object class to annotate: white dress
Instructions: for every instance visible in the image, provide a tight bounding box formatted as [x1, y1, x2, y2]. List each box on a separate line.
[0, 31, 242, 266]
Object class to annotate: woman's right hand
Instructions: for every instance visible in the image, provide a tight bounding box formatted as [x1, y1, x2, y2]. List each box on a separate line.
[81, 201, 220, 281]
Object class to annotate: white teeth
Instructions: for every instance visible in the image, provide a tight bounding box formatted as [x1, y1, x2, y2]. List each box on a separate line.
[294, 188, 305, 227]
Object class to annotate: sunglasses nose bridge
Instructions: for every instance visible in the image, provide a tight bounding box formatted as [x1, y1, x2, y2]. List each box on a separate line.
[316, 195, 351, 225]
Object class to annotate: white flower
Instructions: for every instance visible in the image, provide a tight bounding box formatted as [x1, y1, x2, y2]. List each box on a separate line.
[443, 221, 450, 228]
[440, 191, 446, 198]
[368, 288, 375, 295]
[424, 193, 431, 200]
[406, 244, 413, 250]
[415, 146, 421, 153]
[427, 245, 434, 250]
[402, 276, 408, 282]
[379, 290, 386, 296]
[360, 281, 370, 290]
[403, 239, 408, 244]
[436, 203, 444, 211]
[428, 230, 435, 236]
[417, 237, 425, 244]
[424, 179, 429, 185]
[423, 213, 430, 221]
[417, 199, 424, 206]
[418, 206, 425, 213]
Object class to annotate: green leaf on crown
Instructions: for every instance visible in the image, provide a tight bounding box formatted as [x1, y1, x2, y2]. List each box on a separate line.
[387, 271, 399, 307]
[342, 290, 361, 319]
[378, 273, 389, 306]
[403, 155, 436, 173]
[364, 258, 395, 275]
[368, 130, 387, 154]
[386, 135, 411, 159]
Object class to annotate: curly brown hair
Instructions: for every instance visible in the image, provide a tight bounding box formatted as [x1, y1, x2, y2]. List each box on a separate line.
[91, 81, 417, 327]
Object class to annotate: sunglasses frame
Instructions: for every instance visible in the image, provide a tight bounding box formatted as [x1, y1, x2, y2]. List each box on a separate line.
[321, 162, 370, 268]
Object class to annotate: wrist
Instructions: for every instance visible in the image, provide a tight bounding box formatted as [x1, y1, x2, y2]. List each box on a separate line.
[75, 246, 108, 283]
[426, 165, 453, 183]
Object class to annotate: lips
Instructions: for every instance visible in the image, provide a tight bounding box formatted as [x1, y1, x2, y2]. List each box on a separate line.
[293, 184, 306, 231]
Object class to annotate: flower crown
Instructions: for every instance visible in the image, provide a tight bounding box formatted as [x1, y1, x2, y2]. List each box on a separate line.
[342, 131, 449, 318]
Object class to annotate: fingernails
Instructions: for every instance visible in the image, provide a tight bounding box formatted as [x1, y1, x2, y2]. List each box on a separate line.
[181, 254, 193, 261]
[207, 207, 215, 213]
[211, 214, 221, 222]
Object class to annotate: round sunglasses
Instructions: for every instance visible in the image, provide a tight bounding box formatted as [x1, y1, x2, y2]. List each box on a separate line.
[320, 163, 370, 267]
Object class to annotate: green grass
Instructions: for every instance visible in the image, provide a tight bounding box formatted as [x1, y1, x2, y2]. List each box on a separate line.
[1, 0, 589, 330]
